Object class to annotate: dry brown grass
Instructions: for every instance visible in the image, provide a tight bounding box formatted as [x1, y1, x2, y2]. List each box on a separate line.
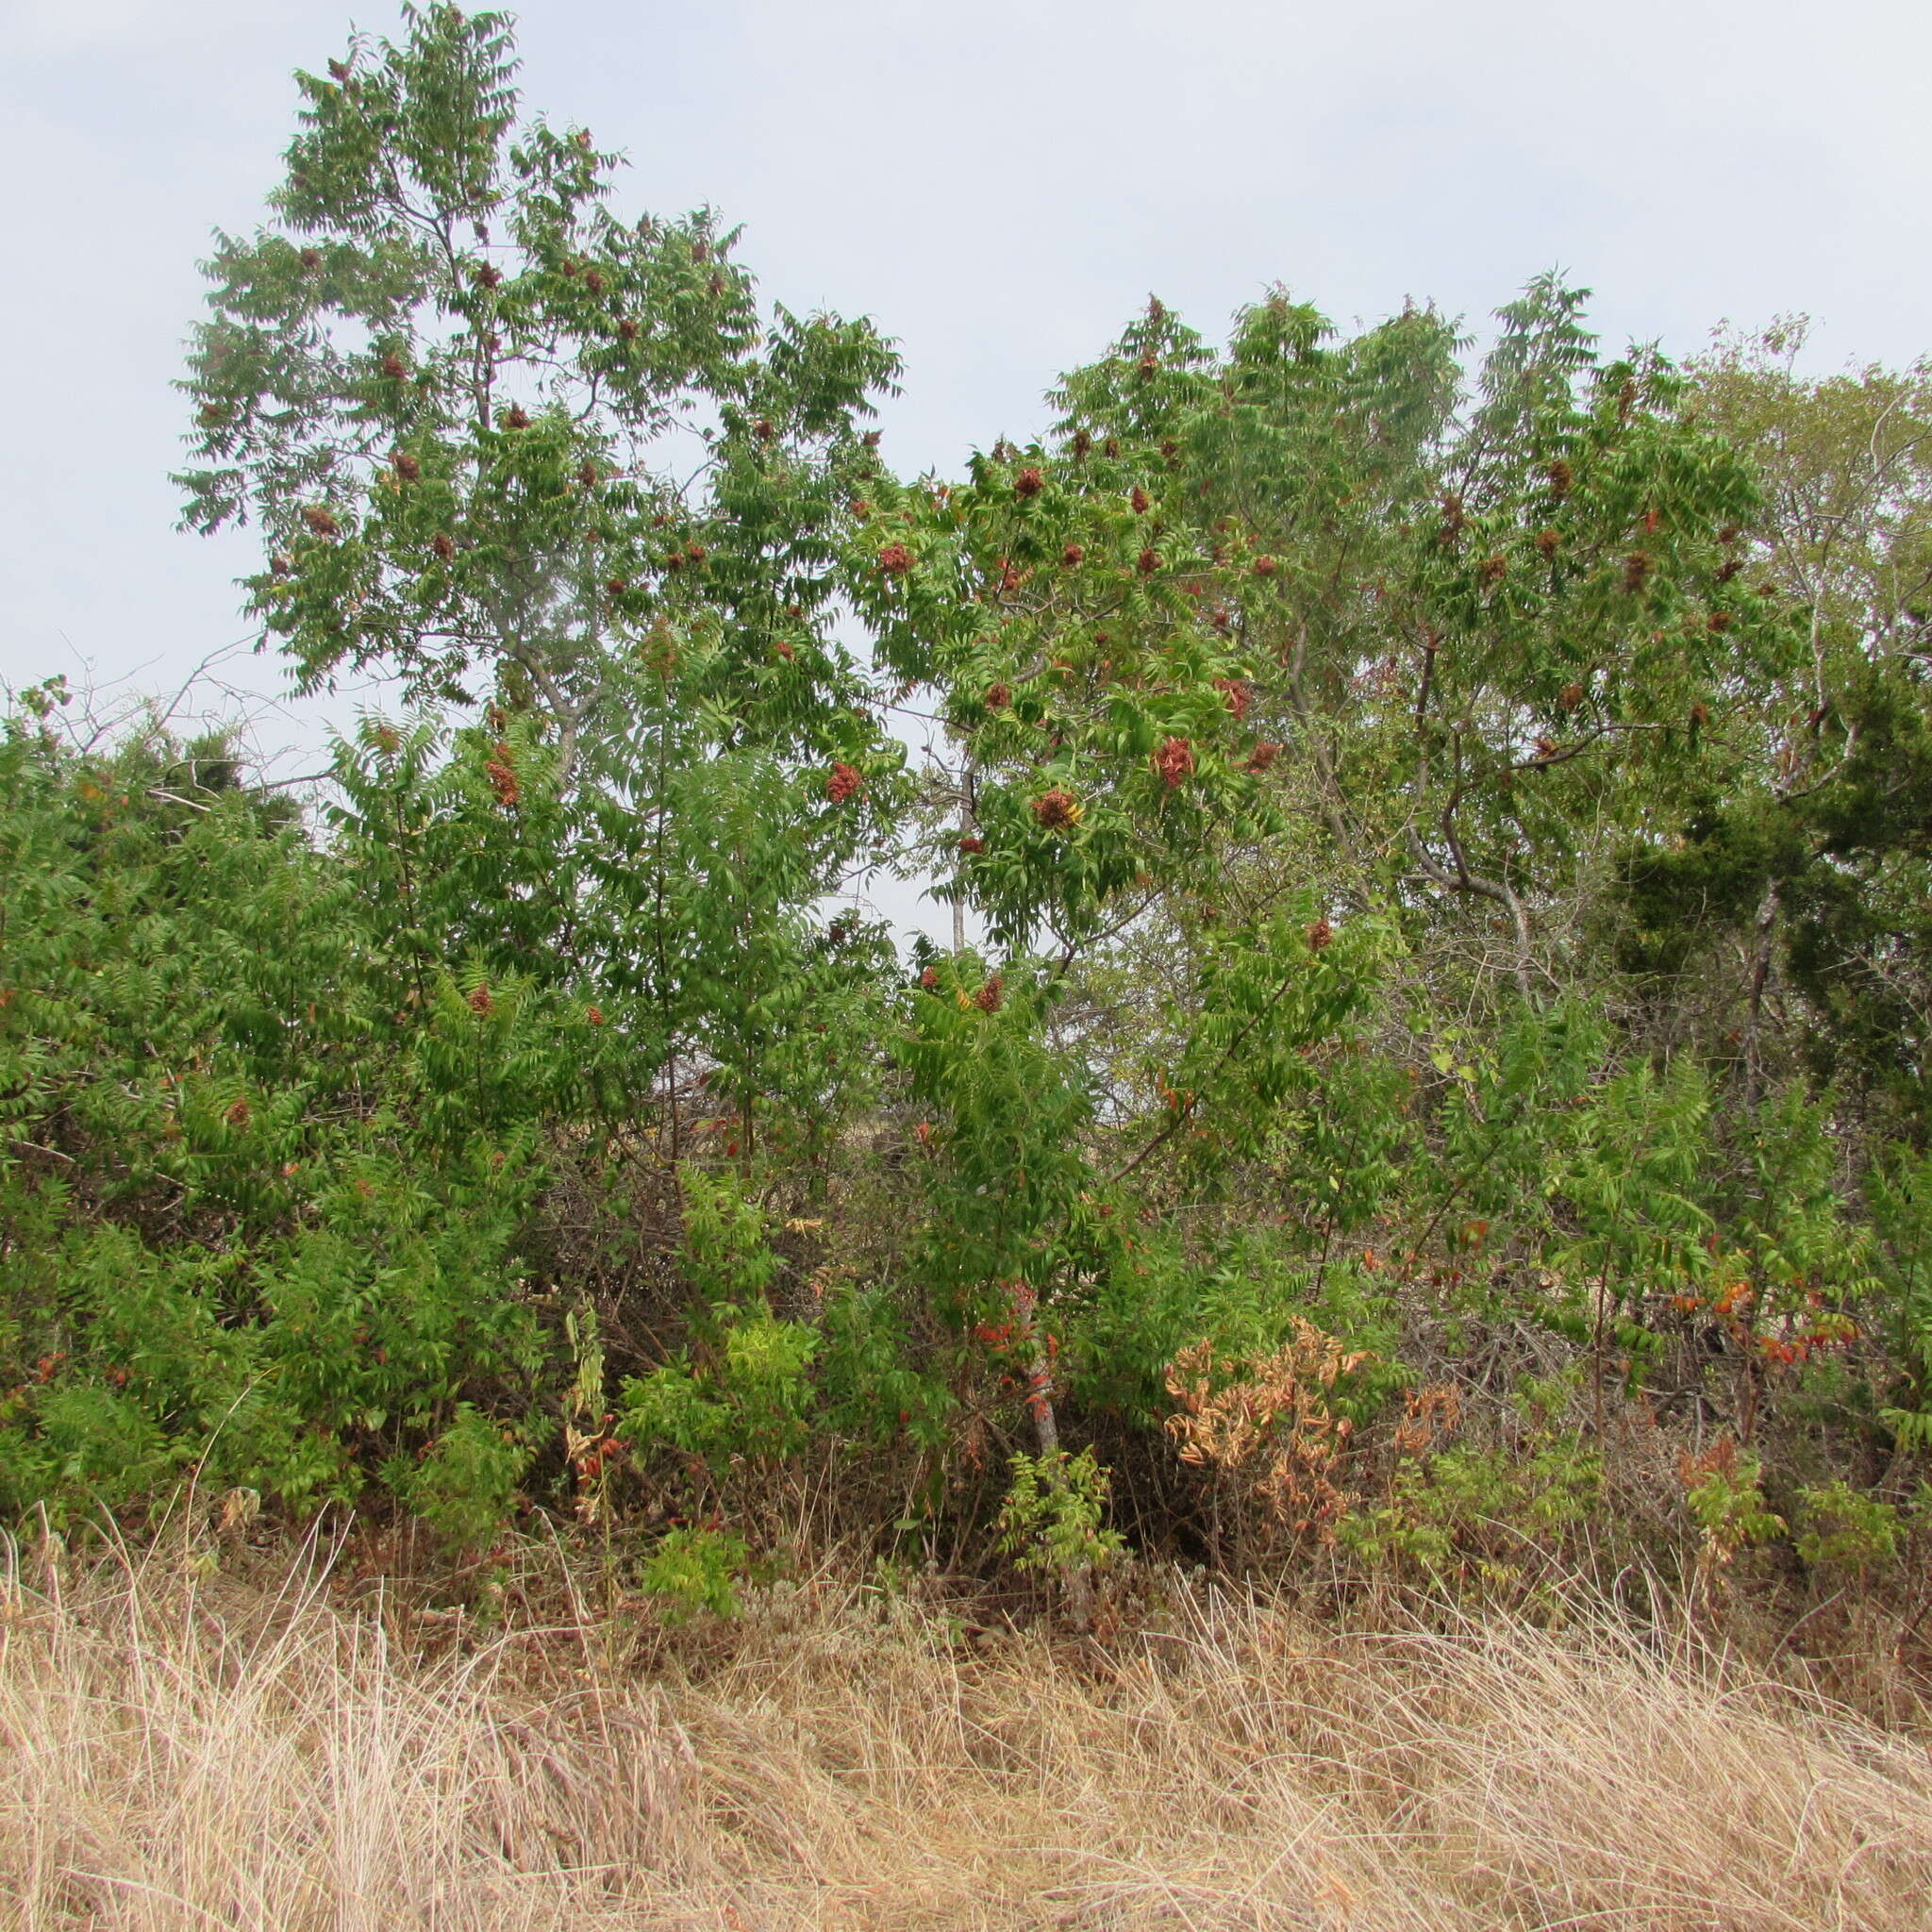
[2, 1538, 1929, 1931]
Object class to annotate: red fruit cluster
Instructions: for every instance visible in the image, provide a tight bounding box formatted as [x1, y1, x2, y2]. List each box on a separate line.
[825, 761, 863, 804]
[919, 966, 941, 990]
[1547, 458, 1573, 499]
[878, 541, 913, 575]
[299, 248, 322, 272]
[501, 405, 531, 430]
[1015, 467, 1044, 498]
[584, 270, 606, 294]
[1559, 682, 1585, 711]
[1624, 551, 1653, 593]
[1307, 917, 1333, 951]
[1061, 542, 1085, 566]
[1245, 741, 1280, 773]
[1130, 486, 1149, 514]
[1137, 546, 1160, 575]
[984, 682, 1011, 710]
[974, 974, 1005, 1013]
[431, 532, 457, 560]
[587, 1006, 605, 1027]
[958, 835, 985, 854]
[1536, 527, 1561, 558]
[225, 1096, 251, 1128]
[1478, 554, 1507, 586]
[1032, 788, 1079, 831]
[475, 262, 503, 290]
[381, 352, 408, 380]
[392, 452, 420, 482]
[1154, 736, 1194, 788]
[303, 505, 340, 537]
[1071, 429, 1092, 458]
[486, 742, 519, 807]
[1253, 555, 1277, 577]
[1214, 677, 1251, 722]
[617, 318, 640, 341]
[469, 983, 494, 1016]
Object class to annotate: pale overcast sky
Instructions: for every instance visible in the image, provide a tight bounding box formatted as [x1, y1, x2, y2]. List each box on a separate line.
[3, 0, 1926, 914]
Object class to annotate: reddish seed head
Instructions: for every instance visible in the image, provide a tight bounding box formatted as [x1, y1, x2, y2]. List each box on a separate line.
[1061, 542, 1085, 566]
[974, 974, 1005, 1012]
[1130, 486, 1149, 514]
[1307, 917, 1333, 951]
[1707, 609, 1731, 633]
[773, 638, 795, 661]
[1071, 429, 1092, 458]
[299, 247, 322, 272]
[1245, 741, 1280, 773]
[1536, 527, 1561, 558]
[985, 682, 1011, 709]
[381, 352, 407, 380]
[1104, 438, 1121, 458]
[1137, 546, 1160, 575]
[270, 553, 293, 577]
[1154, 736, 1194, 787]
[606, 576, 628, 594]
[392, 452, 420, 481]
[1032, 788, 1081, 831]
[919, 965, 941, 990]
[225, 1096, 251, 1127]
[1214, 677, 1251, 721]
[469, 982, 493, 1015]
[587, 1005, 605, 1026]
[1547, 458, 1573, 498]
[431, 532, 456, 560]
[1559, 681, 1585, 711]
[1137, 352, 1158, 380]
[664, 550, 684, 570]
[475, 261, 502, 289]
[1253, 554, 1277, 577]
[486, 752, 520, 807]
[826, 761, 863, 804]
[1535, 736, 1557, 759]
[327, 57, 351, 80]
[863, 430, 881, 449]
[501, 405, 530, 429]
[584, 269, 605, 294]
[617, 317, 640, 341]
[878, 541, 913, 575]
[686, 543, 707, 563]
[1479, 554, 1507, 585]
[1690, 701, 1710, 729]
[302, 505, 340, 537]
[579, 462, 599, 486]
[1210, 607, 1231, 631]
[850, 499, 871, 517]
[1624, 551, 1653, 593]
[958, 834, 984, 854]
[1015, 467, 1044, 498]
